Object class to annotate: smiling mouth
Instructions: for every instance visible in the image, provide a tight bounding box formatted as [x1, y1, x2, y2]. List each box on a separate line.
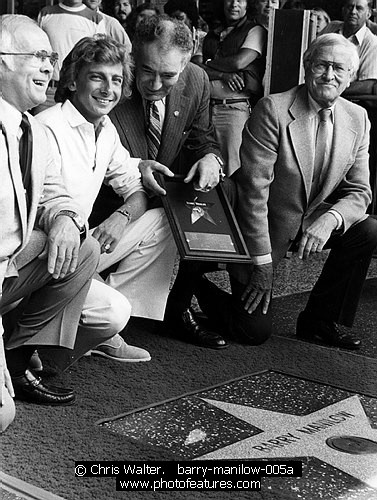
[93, 96, 113, 105]
[33, 80, 47, 87]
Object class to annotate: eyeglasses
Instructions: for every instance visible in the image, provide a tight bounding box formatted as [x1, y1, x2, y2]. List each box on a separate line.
[311, 60, 351, 77]
[0, 50, 59, 67]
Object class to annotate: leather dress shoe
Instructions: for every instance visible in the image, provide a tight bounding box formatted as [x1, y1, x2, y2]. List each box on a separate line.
[12, 369, 75, 406]
[179, 308, 229, 349]
[296, 311, 361, 350]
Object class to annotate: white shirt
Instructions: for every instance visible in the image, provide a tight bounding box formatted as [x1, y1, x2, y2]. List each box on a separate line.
[36, 100, 144, 221]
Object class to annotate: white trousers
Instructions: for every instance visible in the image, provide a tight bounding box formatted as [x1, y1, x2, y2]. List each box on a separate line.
[96, 208, 177, 321]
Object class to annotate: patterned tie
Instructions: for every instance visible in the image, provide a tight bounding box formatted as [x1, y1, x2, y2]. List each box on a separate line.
[310, 108, 331, 202]
[146, 100, 162, 160]
[19, 113, 33, 209]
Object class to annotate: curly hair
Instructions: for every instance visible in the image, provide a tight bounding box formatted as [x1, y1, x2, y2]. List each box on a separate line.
[55, 35, 133, 103]
[164, 0, 200, 29]
[132, 14, 193, 63]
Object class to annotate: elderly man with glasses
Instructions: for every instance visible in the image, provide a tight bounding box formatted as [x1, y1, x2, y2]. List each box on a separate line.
[194, 34, 377, 349]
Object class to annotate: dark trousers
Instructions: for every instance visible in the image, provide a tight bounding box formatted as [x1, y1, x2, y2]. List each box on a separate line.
[305, 216, 377, 326]
[166, 216, 377, 344]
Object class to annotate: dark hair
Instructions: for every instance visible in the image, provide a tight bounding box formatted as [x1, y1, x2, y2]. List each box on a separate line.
[164, 0, 199, 29]
[125, 2, 160, 39]
[342, 0, 373, 8]
[282, 0, 306, 9]
[132, 14, 193, 62]
[55, 35, 133, 103]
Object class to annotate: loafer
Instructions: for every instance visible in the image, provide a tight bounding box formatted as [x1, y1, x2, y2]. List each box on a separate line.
[12, 369, 75, 406]
[296, 311, 361, 350]
[178, 308, 229, 349]
[86, 333, 151, 362]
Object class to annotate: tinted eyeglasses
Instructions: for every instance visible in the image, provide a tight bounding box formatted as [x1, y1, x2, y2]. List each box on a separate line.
[0, 50, 59, 67]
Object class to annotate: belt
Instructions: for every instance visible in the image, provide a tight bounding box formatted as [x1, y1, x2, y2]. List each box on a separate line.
[48, 80, 59, 88]
[210, 98, 250, 105]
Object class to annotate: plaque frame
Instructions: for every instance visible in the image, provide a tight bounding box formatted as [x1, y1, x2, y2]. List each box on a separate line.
[157, 174, 252, 263]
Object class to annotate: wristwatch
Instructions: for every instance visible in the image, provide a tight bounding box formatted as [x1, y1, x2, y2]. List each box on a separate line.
[56, 210, 86, 234]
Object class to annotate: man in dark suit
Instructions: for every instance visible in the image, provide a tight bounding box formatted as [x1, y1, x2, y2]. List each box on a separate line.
[91, 16, 229, 349]
[195, 33, 377, 349]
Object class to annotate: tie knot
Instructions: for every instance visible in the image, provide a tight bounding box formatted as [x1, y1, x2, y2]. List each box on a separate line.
[319, 108, 331, 122]
[20, 113, 31, 132]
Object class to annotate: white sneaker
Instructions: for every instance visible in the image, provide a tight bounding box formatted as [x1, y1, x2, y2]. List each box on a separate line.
[86, 333, 151, 362]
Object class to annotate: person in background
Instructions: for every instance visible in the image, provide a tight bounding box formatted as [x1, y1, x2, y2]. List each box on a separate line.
[91, 16, 227, 349]
[125, 2, 160, 41]
[197, 0, 267, 176]
[36, 35, 176, 348]
[321, 0, 377, 96]
[251, 0, 280, 29]
[164, 0, 208, 62]
[282, 0, 305, 9]
[0, 15, 101, 406]
[114, 0, 133, 29]
[83, 0, 132, 50]
[311, 7, 331, 36]
[37, 0, 106, 112]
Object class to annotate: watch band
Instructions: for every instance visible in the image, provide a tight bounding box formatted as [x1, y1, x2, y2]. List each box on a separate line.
[212, 154, 226, 181]
[116, 208, 132, 225]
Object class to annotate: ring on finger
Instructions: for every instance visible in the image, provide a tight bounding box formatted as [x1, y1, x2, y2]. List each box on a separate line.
[104, 243, 111, 251]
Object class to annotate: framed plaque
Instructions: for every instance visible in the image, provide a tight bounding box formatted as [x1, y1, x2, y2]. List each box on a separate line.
[157, 174, 252, 263]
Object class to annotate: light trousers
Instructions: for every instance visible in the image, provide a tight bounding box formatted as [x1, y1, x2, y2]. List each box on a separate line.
[96, 208, 177, 321]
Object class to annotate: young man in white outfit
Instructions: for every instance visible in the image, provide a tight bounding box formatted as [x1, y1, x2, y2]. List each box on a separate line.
[36, 35, 177, 361]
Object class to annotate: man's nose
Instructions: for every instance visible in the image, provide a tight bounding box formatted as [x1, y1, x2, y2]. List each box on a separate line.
[323, 64, 335, 79]
[40, 58, 53, 73]
[150, 75, 162, 90]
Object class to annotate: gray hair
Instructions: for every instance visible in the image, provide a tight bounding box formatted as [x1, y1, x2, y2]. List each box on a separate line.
[132, 14, 193, 66]
[1, 15, 39, 53]
[303, 33, 360, 81]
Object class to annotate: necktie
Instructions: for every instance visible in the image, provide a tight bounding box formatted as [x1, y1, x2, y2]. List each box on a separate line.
[310, 108, 331, 202]
[19, 113, 33, 209]
[146, 100, 162, 160]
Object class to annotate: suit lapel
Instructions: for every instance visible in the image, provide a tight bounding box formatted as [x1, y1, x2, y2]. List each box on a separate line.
[112, 91, 148, 159]
[5, 129, 28, 243]
[288, 87, 315, 202]
[158, 76, 190, 165]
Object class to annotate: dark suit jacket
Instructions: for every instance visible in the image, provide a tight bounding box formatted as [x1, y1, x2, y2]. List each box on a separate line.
[90, 63, 221, 226]
[231, 85, 371, 283]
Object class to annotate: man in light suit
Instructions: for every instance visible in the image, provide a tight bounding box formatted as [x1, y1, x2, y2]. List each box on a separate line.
[0, 15, 101, 406]
[195, 34, 377, 349]
[91, 16, 228, 349]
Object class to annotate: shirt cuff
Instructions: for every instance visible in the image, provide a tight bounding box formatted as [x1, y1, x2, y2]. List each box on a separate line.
[327, 209, 343, 230]
[252, 254, 273, 265]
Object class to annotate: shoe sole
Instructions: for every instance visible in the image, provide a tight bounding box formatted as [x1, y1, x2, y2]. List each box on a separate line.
[15, 395, 76, 406]
[88, 350, 151, 362]
[296, 334, 361, 350]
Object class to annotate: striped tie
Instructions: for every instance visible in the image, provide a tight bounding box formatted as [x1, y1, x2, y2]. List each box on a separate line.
[310, 108, 331, 203]
[146, 100, 162, 160]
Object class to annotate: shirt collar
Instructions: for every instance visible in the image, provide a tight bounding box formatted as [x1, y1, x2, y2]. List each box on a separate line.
[0, 98, 23, 135]
[307, 93, 335, 120]
[341, 22, 367, 44]
[58, 2, 86, 12]
[62, 99, 108, 132]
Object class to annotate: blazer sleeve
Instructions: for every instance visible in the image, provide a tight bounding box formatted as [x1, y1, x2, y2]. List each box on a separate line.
[235, 96, 279, 257]
[32, 122, 85, 233]
[181, 68, 221, 165]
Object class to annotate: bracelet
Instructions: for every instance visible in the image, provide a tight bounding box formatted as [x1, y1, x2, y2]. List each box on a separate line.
[116, 208, 132, 225]
[211, 154, 226, 181]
